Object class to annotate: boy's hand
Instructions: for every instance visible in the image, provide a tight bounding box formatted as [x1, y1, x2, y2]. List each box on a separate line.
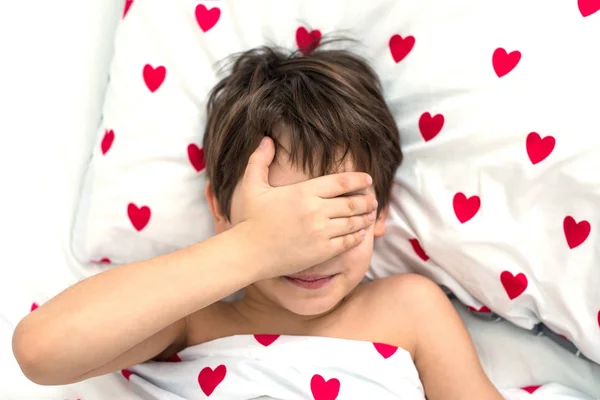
[230, 136, 378, 279]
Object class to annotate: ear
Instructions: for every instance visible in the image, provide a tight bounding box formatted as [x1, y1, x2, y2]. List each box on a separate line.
[373, 204, 388, 238]
[204, 181, 231, 234]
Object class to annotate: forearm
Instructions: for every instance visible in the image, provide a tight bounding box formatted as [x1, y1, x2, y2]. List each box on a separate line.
[12, 225, 262, 383]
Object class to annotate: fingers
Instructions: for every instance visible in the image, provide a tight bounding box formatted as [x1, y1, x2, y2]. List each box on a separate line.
[242, 137, 275, 189]
[323, 195, 378, 218]
[307, 172, 373, 199]
[328, 229, 367, 255]
[327, 212, 376, 239]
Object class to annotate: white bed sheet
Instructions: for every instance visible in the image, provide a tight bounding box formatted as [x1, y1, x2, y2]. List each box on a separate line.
[0, 1, 132, 398]
[0, 1, 599, 399]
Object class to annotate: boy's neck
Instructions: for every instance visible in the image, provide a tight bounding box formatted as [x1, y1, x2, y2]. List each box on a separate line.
[230, 285, 344, 334]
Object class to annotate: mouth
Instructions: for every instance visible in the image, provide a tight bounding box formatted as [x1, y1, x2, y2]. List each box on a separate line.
[283, 274, 337, 290]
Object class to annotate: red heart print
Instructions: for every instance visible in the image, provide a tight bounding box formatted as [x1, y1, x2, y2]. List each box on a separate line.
[198, 365, 227, 396]
[123, 0, 133, 18]
[408, 239, 429, 261]
[419, 112, 444, 142]
[492, 48, 521, 77]
[311, 375, 340, 400]
[121, 369, 133, 380]
[500, 271, 528, 300]
[91, 258, 112, 264]
[254, 334, 280, 347]
[30, 302, 39, 312]
[296, 27, 322, 55]
[101, 129, 114, 155]
[389, 34, 415, 63]
[127, 203, 151, 232]
[373, 342, 398, 359]
[195, 4, 221, 32]
[468, 305, 491, 313]
[187, 144, 206, 172]
[143, 64, 166, 93]
[526, 132, 555, 164]
[453, 193, 481, 223]
[165, 353, 181, 362]
[597, 310, 600, 328]
[579, 0, 600, 16]
[563, 216, 591, 249]
[522, 385, 541, 394]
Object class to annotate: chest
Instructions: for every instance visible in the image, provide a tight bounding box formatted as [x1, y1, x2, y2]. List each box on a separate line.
[196, 297, 415, 359]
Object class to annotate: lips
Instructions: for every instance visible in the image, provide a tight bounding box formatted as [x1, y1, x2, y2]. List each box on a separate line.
[283, 274, 336, 290]
[285, 273, 332, 281]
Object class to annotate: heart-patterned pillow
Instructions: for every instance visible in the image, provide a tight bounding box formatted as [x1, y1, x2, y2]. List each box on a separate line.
[73, 0, 600, 364]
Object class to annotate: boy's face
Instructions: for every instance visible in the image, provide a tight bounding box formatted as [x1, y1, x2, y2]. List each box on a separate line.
[205, 133, 387, 317]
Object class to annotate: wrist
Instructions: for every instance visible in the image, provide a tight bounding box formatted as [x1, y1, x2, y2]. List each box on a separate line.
[221, 223, 273, 282]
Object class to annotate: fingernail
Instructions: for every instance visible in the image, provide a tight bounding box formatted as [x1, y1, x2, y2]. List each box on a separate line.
[259, 138, 267, 148]
[373, 199, 378, 209]
[359, 229, 366, 237]
[366, 175, 373, 185]
[368, 211, 376, 221]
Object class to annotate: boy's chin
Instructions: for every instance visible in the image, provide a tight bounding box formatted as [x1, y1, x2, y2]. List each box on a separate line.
[277, 295, 343, 317]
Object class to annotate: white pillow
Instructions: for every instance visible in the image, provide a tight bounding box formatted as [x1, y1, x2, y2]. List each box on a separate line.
[73, 0, 600, 364]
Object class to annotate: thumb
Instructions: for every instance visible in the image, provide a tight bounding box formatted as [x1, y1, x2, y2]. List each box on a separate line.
[243, 136, 275, 189]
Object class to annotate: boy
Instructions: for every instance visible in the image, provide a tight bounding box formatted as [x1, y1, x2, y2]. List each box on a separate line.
[13, 43, 502, 399]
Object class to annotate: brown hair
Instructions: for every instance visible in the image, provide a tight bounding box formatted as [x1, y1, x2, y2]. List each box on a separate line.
[203, 42, 402, 220]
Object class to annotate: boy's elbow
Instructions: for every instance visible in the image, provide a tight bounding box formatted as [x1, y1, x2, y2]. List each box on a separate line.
[12, 320, 63, 386]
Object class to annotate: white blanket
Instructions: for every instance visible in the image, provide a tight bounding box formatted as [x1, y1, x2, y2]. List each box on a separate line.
[128, 335, 424, 399]
[123, 335, 594, 400]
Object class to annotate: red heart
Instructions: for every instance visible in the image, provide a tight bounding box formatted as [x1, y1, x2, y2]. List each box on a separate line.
[195, 5, 221, 32]
[187, 144, 206, 172]
[373, 342, 398, 359]
[597, 310, 600, 328]
[389, 34, 415, 63]
[30, 302, 39, 312]
[563, 216, 591, 249]
[453, 193, 481, 223]
[468, 305, 491, 313]
[408, 239, 429, 261]
[198, 365, 227, 396]
[522, 385, 541, 394]
[127, 203, 151, 232]
[526, 132, 555, 165]
[143, 64, 166, 93]
[419, 112, 444, 142]
[500, 271, 528, 300]
[310, 375, 340, 400]
[121, 369, 133, 380]
[254, 334, 280, 347]
[90, 257, 112, 264]
[91, 257, 112, 265]
[123, 0, 133, 18]
[296, 27, 322, 55]
[492, 48, 521, 77]
[579, 0, 600, 16]
[165, 353, 181, 362]
[101, 129, 114, 155]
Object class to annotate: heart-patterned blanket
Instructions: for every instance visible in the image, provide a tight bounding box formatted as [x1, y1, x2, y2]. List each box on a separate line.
[125, 335, 425, 399]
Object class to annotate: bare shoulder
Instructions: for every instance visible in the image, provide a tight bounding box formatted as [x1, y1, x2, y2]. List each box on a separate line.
[185, 301, 242, 347]
[348, 274, 451, 354]
[357, 273, 447, 312]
